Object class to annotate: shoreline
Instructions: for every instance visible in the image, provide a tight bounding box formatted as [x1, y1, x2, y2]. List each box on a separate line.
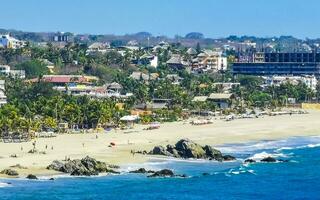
[1, 110, 320, 178]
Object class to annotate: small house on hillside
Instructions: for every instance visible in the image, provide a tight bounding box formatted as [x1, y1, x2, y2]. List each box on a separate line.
[166, 55, 188, 70]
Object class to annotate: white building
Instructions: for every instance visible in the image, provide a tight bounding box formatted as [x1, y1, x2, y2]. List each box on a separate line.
[262, 75, 318, 91]
[0, 65, 26, 79]
[0, 34, 26, 49]
[0, 80, 7, 106]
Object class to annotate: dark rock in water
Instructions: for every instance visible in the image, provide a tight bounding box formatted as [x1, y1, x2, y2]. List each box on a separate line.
[71, 168, 98, 176]
[244, 159, 256, 163]
[49, 178, 54, 181]
[0, 169, 19, 176]
[223, 155, 236, 161]
[148, 169, 175, 178]
[261, 157, 277, 162]
[203, 145, 223, 161]
[129, 168, 155, 174]
[47, 156, 119, 176]
[202, 173, 210, 176]
[178, 174, 188, 178]
[26, 174, 38, 180]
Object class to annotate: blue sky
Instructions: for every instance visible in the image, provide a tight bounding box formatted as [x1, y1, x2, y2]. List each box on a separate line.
[1, 0, 320, 38]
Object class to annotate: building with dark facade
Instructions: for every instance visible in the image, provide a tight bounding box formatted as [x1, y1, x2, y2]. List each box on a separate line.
[233, 52, 320, 76]
[51, 33, 70, 42]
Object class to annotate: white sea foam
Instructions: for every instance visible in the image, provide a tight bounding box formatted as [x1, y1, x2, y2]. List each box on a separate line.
[248, 151, 288, 161]
[219, 136, 320, 156]
[0, 182, 11, 188]
[306, 143, 320, 148]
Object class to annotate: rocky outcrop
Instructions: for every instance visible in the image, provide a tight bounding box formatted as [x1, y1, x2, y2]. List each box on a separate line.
[175, 139, 206, 159]
[129, 168, 155, 174]
[147, 169, 174, 178]
[222, 155, 236, 161]
[47, 156, 119, 176]
[149, 139, 236, 161]
[0, 169, 19, 176]
[47, 160, 65, 171]
[245, 157, 289, 163]
[129, 168, 187, 178]
[26, 174, 38, 180]
[261, 157, 277, 162]
[147, 169, 187, 178]
[244, 159, 256, 163]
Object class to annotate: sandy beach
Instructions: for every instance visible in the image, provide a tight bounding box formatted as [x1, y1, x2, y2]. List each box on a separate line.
[1, 110, 320, 177]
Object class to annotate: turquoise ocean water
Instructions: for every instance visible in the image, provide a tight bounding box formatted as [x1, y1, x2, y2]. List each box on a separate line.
[1, 136, 320, 200]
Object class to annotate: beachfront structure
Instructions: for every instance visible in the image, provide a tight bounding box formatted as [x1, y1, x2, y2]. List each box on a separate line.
[0, 65, 26, 79]
[191, 50, 227, 73]
[134, 99, 172, 110]
[208, 93, 235, 109]
[0, 80, 7, 106]
[262, 75, 318, 91]
[192, 93, 235, 109]
[0, 34, 26, 49]
[233, 52, 320, 76]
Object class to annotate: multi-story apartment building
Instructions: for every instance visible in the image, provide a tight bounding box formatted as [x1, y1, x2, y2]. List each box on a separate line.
[233, 52, 320, 76]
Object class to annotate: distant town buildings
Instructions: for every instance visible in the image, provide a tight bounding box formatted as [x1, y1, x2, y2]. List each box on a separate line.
[0, 34, 25, 49]
[262, 75, 318, 91]
[0, 65, 26, 79]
